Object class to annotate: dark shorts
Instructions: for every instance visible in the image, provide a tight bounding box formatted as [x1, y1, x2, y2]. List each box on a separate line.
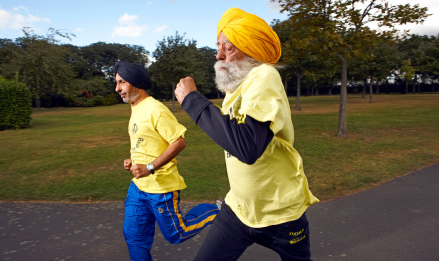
[194, 203, 313, 261]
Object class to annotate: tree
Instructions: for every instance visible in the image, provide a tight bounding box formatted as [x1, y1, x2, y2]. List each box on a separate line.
[272, 19, 336, 110]
[398, 34, 437, 94]
[400, 58, 415, 94]
[398, 34, 436, 70]
[198, 46, 219, 99]
[416, 35, 439, 91]
[271, 19, 297, 98]
[0, 27, 77, 109]
[149, 32, 207, 111]
[275, 0, 430, 137]
[72, 42, 149, 82]
[350, 40, 401, 102]
[67, 42, 150, 101]
[0, 28, 150, 108]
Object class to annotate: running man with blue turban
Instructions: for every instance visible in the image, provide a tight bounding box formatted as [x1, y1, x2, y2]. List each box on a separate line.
[114, 61, 220, 261]
[175, 8, 319, 261]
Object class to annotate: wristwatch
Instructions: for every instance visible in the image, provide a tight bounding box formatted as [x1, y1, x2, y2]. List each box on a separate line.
[146, 163, 155, 174]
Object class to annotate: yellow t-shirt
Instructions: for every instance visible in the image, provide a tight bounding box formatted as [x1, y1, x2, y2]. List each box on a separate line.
[129, 97, 187, 193]
[222, 64, 319, 228]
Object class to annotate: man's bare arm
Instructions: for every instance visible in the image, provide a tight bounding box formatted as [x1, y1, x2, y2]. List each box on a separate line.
[130, 137, 186, 179]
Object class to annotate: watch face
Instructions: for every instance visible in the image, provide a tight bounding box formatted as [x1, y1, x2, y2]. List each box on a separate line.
[147, 164, 154, 173]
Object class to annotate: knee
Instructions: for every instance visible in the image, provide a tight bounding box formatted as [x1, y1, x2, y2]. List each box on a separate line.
[123, 221, 137, 244]
[163, 233, 182, 245]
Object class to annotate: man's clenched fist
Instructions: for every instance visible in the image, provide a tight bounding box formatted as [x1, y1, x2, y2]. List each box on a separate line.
[130, 164, 151, 179]
[175, 76, 197, 104]
[124, 159, 132, 170]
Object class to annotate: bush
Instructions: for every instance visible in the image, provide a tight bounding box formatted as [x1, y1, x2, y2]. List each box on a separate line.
[66, 93, 119, 107]
[94, 93, 119, 106]
[0, 77, 33, 130]
[66, 90, 97, 107]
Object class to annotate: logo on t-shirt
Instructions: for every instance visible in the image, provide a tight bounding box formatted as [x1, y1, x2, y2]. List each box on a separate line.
[132, 123, 138, 134]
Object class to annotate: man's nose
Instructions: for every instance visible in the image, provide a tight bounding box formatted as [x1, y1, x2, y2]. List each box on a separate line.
[216, 48, 225, 61]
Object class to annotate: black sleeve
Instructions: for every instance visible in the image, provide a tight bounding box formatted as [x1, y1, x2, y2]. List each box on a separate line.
[181, 91, 274, 165]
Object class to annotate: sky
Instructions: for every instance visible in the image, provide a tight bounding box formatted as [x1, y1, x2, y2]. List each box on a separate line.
[0, 0, 438, 55]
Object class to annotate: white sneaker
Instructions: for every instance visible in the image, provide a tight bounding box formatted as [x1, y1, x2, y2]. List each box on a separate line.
[215, 199, 224, 210]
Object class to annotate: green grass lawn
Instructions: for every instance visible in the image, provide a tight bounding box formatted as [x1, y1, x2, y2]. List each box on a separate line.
[1, 94, 438, 202]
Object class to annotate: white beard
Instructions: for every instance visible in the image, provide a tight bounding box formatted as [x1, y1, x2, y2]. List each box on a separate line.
[214, 56, 261, 93]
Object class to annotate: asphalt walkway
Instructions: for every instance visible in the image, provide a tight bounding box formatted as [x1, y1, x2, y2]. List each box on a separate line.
[1, 163, 438, 261]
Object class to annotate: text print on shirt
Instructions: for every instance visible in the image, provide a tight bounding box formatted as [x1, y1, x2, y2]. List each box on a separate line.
[132, 123, 138, 134]
[131, 138, 144, 151]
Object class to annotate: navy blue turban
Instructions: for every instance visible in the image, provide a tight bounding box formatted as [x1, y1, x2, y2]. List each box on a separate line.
[114, 61, 152, 90]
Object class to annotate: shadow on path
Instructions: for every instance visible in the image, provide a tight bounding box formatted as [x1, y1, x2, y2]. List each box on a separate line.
[1, 163, 438, 261]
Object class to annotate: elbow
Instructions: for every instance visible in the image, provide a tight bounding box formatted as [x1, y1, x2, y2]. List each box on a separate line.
[241, 158, 257, 165]
[180, 139, 186, 151]
[238, 153, 259, 165]
[173, 137, 186, 152]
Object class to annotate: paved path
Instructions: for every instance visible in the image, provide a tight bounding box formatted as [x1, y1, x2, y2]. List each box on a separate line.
[1, 163, 438, 261]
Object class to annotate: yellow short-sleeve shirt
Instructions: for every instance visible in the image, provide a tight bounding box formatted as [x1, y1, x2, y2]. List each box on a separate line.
[222, 64, 319, 228]
[129, 97, 187, 193]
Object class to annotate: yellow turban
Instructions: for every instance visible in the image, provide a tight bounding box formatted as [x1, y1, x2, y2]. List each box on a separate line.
[217, 8, 281, 64]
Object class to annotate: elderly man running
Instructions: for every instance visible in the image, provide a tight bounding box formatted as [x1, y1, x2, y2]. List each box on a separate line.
[175, 8, 319, 261]
[114, 61, 219, 261]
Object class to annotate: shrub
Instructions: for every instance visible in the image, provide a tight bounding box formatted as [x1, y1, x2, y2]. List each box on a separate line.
[94, 93, 119, 106]
[66, 90, 97, 107]
[66, 93, 119, 107]
[0, 77, 33, 130]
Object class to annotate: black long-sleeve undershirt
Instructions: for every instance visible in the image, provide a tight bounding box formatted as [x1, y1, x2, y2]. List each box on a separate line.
[181, 91, 274, 165]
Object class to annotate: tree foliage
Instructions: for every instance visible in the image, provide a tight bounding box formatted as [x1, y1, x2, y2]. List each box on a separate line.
[400, 58, 415, 94]
[275, 0, 431, 137]
[198, 46, 219, 98]
[0, 27, 77, 108]
[149, 32, 207, 110]
[69, 42, 149, 82]
[0, 27, 149, 108]
[416, 36, 439, 76]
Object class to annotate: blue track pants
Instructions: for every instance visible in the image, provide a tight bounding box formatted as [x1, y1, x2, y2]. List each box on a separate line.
[123, 182, 219, 261]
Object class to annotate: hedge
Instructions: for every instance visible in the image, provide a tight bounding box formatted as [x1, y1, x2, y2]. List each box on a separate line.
[0, 78, 33, 130]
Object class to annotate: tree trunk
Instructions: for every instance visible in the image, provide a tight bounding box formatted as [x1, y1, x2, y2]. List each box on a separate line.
[172, 82, 176, 111]
[362, 79, 366, 98]
[418, 83, 421, 93]
[284, 76, 288, 94]
[336, 53, 347, 138]
[35, 97, 41, 109]
[375, 83, 380, 95]
[217, 91, 220, 99]
[369, 76, 374, 103]
[296, 72, 301, 110]
[307, 85, 310, 96]
[406, 81, 408, 94]
[432, 83, 436, 93]
[328, 87, 332, 96]
[412, 83, 416, 94]
[385, 79, 390, 94]
[315, 88, 319, 96]
[329, 79, 334, 96]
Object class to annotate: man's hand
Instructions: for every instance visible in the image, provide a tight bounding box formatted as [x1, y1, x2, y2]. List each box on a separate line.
[175, 76, 197, 104]
[130, 164, 151, 179]
[123, 159, 132, 170]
